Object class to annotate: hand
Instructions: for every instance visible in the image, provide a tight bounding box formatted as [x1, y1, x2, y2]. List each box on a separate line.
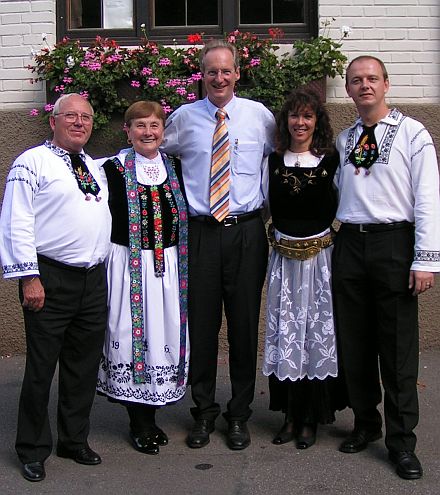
[408, 270, 434, 296]
[22, 277, 45, 311]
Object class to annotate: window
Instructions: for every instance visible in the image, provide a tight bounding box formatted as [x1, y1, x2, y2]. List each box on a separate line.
[57, 0, 318, 43]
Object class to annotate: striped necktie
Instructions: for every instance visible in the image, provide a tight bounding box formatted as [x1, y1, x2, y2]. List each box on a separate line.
[210, 108, 230, 222]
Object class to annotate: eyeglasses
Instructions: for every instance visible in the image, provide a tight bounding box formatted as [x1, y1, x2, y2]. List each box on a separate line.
[205, 69, 235, 78]
[55, 112, 94, 124]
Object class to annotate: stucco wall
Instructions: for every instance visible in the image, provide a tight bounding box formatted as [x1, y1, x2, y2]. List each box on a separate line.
[1, 102, 439, 356]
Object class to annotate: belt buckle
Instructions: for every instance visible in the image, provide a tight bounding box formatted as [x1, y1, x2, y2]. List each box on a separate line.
[359, 224, 368, 233]
[223, 215, 238, 227]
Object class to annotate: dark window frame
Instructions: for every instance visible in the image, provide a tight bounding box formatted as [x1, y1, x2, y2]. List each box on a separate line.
[57, 0, 318, 44]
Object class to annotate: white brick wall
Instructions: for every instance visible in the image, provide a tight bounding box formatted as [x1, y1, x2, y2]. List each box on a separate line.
[321, 0, 440, 102]
[0, 0, 438, 109]
[0, 0, 55, 109]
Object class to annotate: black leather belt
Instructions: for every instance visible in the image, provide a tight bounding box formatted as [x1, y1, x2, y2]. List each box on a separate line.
[341, 221, 413, 233]
[37, 254, 101, 273]
[190, 210, 261, 227]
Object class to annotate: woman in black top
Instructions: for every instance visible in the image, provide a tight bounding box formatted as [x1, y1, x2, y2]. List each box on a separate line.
[262, 89, 345, 449]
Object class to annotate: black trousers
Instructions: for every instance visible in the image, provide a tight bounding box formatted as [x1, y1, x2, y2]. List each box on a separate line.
[332, 225, 419, 452]
[16, 258, 107, 464]
[188, 216, 268, 422]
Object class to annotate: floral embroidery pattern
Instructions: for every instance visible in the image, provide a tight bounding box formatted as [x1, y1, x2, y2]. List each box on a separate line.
[275, 165, 328, 195]
[123, 148, 146, 384]
[343, 109, 402, 168]
[263, 250, 338, 381]
[44, 140, 101, 200]
[150, 185, 164, 275]
[115, 150, 188, 386]
[98, 357, 188, 404]
[415, 250, 440, 262]
[2, 261, 39, 275]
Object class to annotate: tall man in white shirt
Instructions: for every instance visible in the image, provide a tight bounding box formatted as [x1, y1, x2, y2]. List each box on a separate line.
[0, 93, 111, 482]
[163, 40, 275, 450]
[333, 56, 440, 480]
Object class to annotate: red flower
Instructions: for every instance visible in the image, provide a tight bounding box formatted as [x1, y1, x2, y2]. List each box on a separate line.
[268, 28, 284, 39]
[187, 33, 202, 44]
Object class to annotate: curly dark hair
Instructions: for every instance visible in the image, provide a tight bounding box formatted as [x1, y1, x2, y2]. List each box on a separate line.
[275, 88, 334, 156]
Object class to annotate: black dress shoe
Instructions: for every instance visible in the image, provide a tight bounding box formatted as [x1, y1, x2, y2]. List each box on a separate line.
[57, 445, 102, 465]
[227, 421, 251, 450]
[296, 423, 317, 450]
[339, 429, 382, 454]
[130, 431, 159, 455]
[22, 461, 45, 482]
[272, 421, 295, 445]
[186, 419, 215, 448]
[151, 425, 169, 446]
[389, 451, 423, 480]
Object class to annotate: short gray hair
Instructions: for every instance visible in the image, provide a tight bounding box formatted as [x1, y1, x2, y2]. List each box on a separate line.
[199, 40, 239, 72]
[52, 93, 94, 116]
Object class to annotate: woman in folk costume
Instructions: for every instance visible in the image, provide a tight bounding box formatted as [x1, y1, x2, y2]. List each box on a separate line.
[263, 89, 346, 449]
[97, 101, 189, 455]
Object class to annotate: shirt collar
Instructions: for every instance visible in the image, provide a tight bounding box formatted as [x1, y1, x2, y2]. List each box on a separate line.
[350, 108, 402, 130]
[44, 140, 86, 159]
[205, 95, 236, 120]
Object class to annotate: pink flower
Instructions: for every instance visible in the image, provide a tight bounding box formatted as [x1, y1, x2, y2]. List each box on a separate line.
[79, 91, 89, 99]
[54, 85, 65, 93]
[190, 72, 202, 81]
[29, 108, 39, 116]
[176, 87, 186, 96]
[159, 57, 171, 66]
[130, 80, 141, 88]
[147, 77, 159, 87]
[63, 76, 73, 84]
[162, 104, 172, 114]
[44, 103, 54, 112]
[141, 67, 152, 76]
[187, 93, 196, 101]
[250, 58, 260, 67]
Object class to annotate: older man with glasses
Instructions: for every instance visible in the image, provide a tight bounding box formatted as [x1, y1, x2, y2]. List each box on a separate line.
[0, 93, 111, 482]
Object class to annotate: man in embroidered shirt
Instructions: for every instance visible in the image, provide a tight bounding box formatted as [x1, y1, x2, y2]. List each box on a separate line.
[333, 55, 440, 480]
[0, 93, 111, 482]
[163, 40, 275, 450]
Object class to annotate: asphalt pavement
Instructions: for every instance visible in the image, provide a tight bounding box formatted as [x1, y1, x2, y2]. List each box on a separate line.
[0, 350, 439, 495]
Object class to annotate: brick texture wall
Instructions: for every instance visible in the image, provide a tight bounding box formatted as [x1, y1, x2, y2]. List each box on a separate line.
[0, 1, 438, 109]
[321, 0, 440, 102]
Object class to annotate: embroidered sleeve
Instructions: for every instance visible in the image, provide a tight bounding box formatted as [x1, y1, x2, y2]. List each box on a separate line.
[0, 152, 40, 278]
[409, 122, 440, 271]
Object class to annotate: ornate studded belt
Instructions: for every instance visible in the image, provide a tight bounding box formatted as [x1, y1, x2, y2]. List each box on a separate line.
[268, 224, 334, 261]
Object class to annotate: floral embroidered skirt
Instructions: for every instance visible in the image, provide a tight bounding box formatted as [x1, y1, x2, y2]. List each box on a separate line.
[262, 229, 338, 382]
[97, 243, 189, 406]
